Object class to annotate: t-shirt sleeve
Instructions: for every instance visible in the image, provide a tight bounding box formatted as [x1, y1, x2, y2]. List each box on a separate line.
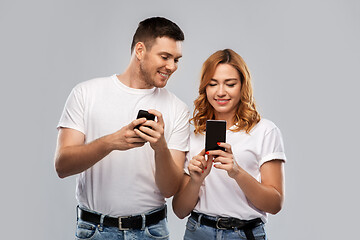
[259, 127, 286, 166]
[57, 86, 85, 134]
[167, 103, 190, 152]
[183, 151, 190, 175]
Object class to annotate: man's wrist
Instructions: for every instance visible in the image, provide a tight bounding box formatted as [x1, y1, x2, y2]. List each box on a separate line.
[99, 134, 115, 152]
[152, 138, 168, 152]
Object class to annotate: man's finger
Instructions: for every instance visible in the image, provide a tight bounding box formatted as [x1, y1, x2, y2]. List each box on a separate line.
[130, 118, 147, 129]
[148, 109, 164, 126]
[129, 142, 146, 148]
[127, 136, 147, 144]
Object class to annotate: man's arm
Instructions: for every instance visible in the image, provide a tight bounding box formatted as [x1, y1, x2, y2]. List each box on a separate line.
[134, 109, 186, 198]
[154, 148, 185, 198]
[54, 118, 147, 178]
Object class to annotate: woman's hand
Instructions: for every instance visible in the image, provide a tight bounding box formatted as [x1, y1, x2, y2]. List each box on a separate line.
[188, 149, 213, 184]
[173, 149, 213, 219]
[209, 142, 242, 178]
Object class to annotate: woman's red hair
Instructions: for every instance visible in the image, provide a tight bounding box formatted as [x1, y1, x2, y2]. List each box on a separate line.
[191, 49, 260, 134]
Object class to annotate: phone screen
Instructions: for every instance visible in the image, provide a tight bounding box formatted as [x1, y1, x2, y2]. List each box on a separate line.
[136, 110, 155, 121]
[135, 110, 155, 129]
[205, 120, 226, 151]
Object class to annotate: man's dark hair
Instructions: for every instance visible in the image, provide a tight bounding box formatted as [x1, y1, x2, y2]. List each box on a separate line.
[131, 17, 184, 53]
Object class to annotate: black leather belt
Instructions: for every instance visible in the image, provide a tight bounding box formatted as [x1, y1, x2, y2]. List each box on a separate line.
[190, 211, 262, 230]
[78, 206, 166, 230]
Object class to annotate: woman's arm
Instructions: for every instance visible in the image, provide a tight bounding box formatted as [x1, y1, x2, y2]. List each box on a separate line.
[233, 160, 284, 214]
[211, 143, 285, 214]
[172, 149, 213, 219]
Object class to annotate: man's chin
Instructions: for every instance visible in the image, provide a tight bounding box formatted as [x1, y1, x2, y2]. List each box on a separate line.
[154, 80, 168, 88]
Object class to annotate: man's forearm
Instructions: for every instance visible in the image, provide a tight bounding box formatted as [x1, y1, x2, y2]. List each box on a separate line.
[154, 148, 184, 198]
[55, 135, 113, 178]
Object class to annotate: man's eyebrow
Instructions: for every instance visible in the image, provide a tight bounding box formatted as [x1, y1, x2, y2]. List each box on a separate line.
[159, 51, 182, 59]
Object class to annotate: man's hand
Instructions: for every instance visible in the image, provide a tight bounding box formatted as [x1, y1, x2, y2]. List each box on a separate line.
[133, 109, 167, 151]
[108, 117, 148, 151]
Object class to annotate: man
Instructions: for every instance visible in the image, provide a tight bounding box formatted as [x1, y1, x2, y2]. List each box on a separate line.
[54, 17, 189, 239]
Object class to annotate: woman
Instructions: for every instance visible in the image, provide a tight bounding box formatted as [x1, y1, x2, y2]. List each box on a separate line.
[173, 49, 286, 240]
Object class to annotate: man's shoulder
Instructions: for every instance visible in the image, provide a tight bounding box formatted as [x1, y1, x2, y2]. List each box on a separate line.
[75, 75, 114, 90]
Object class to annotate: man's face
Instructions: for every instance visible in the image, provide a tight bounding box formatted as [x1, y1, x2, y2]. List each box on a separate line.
[139, 37, 182, 88]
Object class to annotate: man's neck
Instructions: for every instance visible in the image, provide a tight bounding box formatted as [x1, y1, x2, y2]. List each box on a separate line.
[117, 63, 153, 89]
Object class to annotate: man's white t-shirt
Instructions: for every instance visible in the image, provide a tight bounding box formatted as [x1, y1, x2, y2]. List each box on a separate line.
[58, 75, 190, 217]
[185, 119, 286, 223]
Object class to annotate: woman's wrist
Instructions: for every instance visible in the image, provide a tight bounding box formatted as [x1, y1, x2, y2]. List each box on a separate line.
[188, 176, 203, 189]
[228, 166, 243, 179]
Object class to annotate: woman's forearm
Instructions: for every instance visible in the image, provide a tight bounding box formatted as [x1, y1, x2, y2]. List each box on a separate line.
[233, 164, 284, 214]
[172, 175, 202, 219]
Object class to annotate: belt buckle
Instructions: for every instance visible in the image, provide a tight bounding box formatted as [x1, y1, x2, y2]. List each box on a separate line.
[216, 217, 229, 230]
[118, 216, 131, 231]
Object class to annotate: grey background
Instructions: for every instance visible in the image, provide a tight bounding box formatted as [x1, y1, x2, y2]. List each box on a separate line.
[1, 0, 359, 239]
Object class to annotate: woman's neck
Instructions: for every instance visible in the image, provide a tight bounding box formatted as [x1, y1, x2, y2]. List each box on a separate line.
[214, 112, 234, 130]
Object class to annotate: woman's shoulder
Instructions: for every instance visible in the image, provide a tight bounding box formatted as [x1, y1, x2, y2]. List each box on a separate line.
[190, 131, 204, 139]
[251, 118, 280, 134]
[258, 118, 278, 128]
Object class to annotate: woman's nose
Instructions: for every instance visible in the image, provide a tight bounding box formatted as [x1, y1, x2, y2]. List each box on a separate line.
[216, 85, 226, 97]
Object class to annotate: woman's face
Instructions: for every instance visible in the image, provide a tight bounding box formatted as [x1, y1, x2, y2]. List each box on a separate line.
[205, 63, 242, 121]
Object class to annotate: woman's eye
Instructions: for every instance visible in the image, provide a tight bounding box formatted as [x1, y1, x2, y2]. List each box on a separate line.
[208, 83, 217, 87]
[227, 84, 235, 87]
[161, 56, 168, 60]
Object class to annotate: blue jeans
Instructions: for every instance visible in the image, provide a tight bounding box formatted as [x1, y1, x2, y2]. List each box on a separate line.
[184, 214, 267, 240]
[75, 206, 169, 240]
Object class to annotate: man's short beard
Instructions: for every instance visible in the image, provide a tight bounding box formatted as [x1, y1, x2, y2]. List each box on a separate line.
[139, 62, 154, 88]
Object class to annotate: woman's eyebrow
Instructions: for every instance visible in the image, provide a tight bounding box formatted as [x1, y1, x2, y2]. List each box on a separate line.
[210, 78, 238, 82]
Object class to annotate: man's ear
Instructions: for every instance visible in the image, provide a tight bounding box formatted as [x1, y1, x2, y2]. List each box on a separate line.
[134, 42, 146, 60]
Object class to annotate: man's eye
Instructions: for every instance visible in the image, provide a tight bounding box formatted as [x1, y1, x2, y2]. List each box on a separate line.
[161, 56, 168, 60]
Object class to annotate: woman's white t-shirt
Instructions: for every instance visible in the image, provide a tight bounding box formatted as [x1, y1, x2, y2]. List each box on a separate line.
[185, 119, 286, 223]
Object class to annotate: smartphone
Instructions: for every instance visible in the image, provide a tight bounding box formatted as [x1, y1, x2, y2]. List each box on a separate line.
[205, 120, 226, 152]
[135, 110, 155, 129]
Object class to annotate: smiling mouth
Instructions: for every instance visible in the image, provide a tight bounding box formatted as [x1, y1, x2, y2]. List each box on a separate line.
[215, 99, 230, 105]
[158, 72, 169, 79]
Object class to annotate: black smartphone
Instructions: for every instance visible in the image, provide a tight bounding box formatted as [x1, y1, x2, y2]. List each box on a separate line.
[205, 120, 226, 152]
[135, 110, 155, 129]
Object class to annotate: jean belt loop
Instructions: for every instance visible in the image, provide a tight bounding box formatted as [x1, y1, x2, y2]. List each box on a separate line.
[98, 214, 105, 232]
[197, 213, 203, 227]
[76, 206, 79, 221]
[140, 213, 146, 230]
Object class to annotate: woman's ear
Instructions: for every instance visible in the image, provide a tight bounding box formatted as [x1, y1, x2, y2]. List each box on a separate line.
[134, 42, 146, 60]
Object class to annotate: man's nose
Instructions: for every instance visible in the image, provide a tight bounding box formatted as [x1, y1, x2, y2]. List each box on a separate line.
[166, 60, 177, 72]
